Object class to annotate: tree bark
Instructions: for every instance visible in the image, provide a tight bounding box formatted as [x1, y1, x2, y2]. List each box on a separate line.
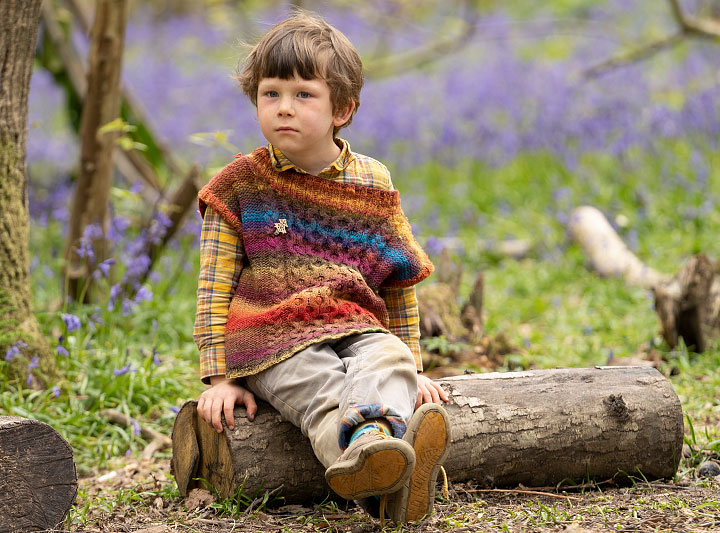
[0, 0, 54, 380]
[64, 0, 128, 300]
[172, 367, 683, 503]
[0, 416, 77, 532]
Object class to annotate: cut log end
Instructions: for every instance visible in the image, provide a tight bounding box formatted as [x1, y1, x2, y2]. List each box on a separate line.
[0, 416, 78, 532]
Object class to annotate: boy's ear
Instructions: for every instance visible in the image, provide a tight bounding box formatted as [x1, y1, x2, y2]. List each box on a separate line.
[333, 100, 356, 127]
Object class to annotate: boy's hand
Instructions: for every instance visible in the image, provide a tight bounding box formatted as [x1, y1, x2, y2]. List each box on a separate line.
[198, 375, 257, 433]
[415, 373, 449, 409]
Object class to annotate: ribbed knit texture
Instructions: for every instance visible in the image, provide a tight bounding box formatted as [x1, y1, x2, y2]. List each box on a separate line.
[198, 147, 433, 378]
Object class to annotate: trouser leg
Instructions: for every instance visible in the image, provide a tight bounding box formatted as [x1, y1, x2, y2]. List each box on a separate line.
[333, 333, 417, 449]
[244, 341, 346, 467]
[244, 332, 418, 468]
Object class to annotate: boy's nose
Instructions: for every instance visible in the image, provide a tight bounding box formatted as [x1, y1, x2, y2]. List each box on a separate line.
[277, 96, 294, 116]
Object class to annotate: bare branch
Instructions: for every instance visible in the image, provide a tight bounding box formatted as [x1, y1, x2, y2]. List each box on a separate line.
[580, 31, 686, 80]
[581, 0, 720, 80]
[364, 1, 479, 78]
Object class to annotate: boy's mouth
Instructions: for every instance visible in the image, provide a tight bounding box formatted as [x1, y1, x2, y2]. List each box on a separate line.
[276, 126, 298, 133]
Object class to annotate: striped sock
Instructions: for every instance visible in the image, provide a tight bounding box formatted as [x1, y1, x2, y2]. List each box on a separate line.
[349, 420, 391, 445]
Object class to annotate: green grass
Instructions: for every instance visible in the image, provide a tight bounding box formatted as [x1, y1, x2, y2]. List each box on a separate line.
[3, 137, 719, 525]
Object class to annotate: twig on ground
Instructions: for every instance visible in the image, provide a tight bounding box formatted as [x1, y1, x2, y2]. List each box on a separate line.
[99, 409, 171, 459]
[464, 488, 582, 501]
[244, 485, 284, 515]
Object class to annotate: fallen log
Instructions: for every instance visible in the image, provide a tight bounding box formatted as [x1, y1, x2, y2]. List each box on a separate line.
[0, 416, 78, 532]
[172, 366, 683, 503]
[569, 205, 720, 351]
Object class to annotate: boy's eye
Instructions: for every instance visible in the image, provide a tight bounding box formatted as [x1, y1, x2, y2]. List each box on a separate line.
[298, 91, 310, 98]
[267, 90, 279, 97]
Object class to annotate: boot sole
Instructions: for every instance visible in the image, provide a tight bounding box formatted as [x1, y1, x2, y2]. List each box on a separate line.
[388, 404, 451, 523]
[406, 410, 450, 521]
[325, 439, 415, 500]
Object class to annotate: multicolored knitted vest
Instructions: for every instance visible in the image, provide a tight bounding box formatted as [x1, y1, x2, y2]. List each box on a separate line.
[198, 147, 433, 378]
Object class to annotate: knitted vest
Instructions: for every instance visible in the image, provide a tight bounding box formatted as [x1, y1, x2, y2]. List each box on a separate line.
[198, 147, 433, 378]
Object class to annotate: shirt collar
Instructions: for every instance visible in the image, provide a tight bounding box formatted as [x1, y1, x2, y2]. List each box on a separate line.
[268, 138, 355, 175]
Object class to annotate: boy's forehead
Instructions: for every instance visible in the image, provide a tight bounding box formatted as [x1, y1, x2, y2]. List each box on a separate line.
[258, 75, 329, 88]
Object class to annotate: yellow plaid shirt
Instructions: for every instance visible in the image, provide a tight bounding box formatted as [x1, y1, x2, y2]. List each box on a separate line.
[194, 139, 423, 382]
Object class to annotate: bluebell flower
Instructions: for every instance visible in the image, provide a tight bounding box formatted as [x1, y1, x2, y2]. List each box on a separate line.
[52, 386, 61, 398]
[130, 417, 141, 436]
[122, 298, 136, 316]
[57, 345, 69, 357]
[169, 406, 180, 414]
[62, 313, 82, 332]
[152, 345, 161, 366]
[135, 286, 153, 303]
[113, 364, 137, 376]
[95, 258, 116, 278]
[108, 284, 122, 311]
[5, 345, 20, 361]
[27, 355, 39, 370]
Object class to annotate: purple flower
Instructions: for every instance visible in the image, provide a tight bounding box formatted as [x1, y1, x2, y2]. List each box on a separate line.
[5, 345, 20, 361]
[95, 258, 116, 278]
[113, 364, 137, 376]
[57, 345, 69, 357]
[27, 355, 39, 370]
[151, 345, 161, 366]
[169, 406, 180, 414]
[108, 284, 122, 311]
[62, 313, 82, 332]
[130, 417, 141, 436]
[122, 298, 136, 316]
[26, 375, 33, 386]
[52, 386, 61, 398]
[135, 286, 153, 303]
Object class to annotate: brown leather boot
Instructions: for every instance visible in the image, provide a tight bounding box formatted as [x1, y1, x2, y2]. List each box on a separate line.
[325, 430, 416, 500]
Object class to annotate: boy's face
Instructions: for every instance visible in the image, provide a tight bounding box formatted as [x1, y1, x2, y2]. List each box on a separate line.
[256, 74, 353, 168]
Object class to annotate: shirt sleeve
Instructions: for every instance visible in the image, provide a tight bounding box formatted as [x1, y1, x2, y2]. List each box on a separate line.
[380, 286, 423, 372]
[193, 207, 244, 383]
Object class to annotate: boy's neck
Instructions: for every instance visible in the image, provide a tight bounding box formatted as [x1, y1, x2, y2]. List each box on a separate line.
[278, 138, 342, 176]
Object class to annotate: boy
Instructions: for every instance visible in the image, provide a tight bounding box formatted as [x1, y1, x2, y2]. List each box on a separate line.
[193, 12, 451, 523]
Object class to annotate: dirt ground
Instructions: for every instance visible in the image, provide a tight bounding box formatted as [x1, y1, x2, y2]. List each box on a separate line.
[59, 457, 720, 533]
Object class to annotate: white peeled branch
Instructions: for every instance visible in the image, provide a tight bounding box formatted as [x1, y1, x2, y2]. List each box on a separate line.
[568, 206, 668, 290]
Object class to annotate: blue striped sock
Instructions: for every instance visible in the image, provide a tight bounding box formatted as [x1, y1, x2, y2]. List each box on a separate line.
[349, 421, 391, 445]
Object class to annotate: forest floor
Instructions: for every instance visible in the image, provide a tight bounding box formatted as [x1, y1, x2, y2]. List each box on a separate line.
[60, 454, 720, 533]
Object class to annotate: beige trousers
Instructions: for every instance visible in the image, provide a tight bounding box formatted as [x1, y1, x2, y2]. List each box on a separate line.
[244, 332, 418, 468]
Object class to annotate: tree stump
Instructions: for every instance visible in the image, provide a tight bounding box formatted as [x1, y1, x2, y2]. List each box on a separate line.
[172, 366, 683, 503]
[0, 416, 78, 532]
[569, 205, 720, 351]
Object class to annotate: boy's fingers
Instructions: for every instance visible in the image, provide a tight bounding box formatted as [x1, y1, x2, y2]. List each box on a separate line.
[433, 382, 449, 402]
[244, 393, 258, 421]
[211, 399, 223, 432]
[224, 398, 235, 430]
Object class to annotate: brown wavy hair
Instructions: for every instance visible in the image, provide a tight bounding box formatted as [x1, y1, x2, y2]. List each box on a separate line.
[236, 12, 363, 135]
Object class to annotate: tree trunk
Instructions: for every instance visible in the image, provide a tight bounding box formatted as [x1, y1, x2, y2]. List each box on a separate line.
[64, 0, 128, 301]
[0, 0, 54, 381]
[172, 367, 684, 503]
[0, 416, 77, 532]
